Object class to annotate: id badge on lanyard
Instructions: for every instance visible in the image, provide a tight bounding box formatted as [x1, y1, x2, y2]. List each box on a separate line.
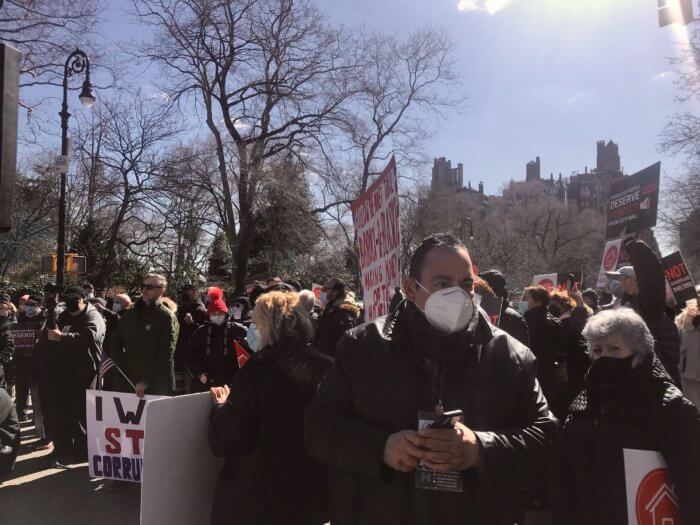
[414, 365, 464, 493]
[415, 411, 464, 493]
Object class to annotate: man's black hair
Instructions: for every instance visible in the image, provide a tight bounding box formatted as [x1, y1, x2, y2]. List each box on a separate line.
[331, 278, 347, 296]
[408, 233, 467, 281]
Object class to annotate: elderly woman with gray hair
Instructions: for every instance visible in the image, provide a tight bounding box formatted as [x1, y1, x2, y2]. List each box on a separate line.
[557, 307, 700, 525]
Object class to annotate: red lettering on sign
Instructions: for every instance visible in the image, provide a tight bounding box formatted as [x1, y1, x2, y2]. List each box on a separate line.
[105, 428, 121, 454]
[125, 429, 145, 456]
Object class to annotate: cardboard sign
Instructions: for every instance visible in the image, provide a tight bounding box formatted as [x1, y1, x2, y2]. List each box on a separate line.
[477, 294, 504, 327]
[606, 163, 660, 239]
[312, 283, 323, 308]
[8, 322, 42, 354]
[624, 448, 681, 525]
[86, 390, 165, 483]
[351, 156, 401, 322]
[141, 393, 223, 525]
[597, 239, 623, 288]
[662, 251, 698, 304]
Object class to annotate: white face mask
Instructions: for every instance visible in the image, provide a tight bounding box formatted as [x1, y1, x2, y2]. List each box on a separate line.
[320, 292, 330, 306]
[247, 323, 262, 352]
[210, 314, 226, 326]
[415, 281, 474, 334]
[230, 307, 242, 320]
[517, 301, 529, 315]
[113, 303, 123, 313]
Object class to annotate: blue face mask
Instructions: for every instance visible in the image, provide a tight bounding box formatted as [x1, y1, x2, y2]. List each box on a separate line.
[517, 301, 529, 315]
[246, 323, 262, 352]
[609, 279, 623, 297]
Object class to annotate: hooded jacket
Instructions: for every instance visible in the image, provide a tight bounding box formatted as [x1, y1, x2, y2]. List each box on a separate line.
[209, 342, 333, 525]
[305, 300, 559, 525]
[110, 299, 179, 395]
[559, 353, 700, 525]
[313, 296, 361, 357]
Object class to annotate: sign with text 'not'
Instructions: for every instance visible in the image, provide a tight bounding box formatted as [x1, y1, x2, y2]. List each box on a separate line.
[86, 390, 164, 483]
[351, 156, 401, 322]
[662, 250, 698, 304]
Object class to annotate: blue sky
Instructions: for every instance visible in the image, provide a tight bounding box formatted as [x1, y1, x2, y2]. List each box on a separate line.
[27, 0, 694, 195]
[314, 0, 693, 193]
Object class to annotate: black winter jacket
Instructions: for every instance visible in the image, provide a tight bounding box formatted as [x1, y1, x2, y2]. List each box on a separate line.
[498, 305, 530, 347]
[524, 306, 568, 417]
[560, 307, 591, 400]
[187, 320, 246, 390]
[0, 317, 14, 390]
[559, 354, 700, 525]
[55, 304, 106, 386]
[313, 298, 360, 357]
[0, 387, 20, 477]
[175, 298, 207, 366]
[625, 240, 682, 385]
[305, 301, 559, 525]
[209, 342, 333, 525]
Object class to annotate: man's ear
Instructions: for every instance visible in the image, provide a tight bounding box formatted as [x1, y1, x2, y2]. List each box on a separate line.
[403, 277, 418, 303]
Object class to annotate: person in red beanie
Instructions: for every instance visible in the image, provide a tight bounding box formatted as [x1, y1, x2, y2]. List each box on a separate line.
[186, 287, 248, 392]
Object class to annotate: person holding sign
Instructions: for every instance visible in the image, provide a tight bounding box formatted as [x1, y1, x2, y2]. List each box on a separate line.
[605, 235, 682, 386]
[305, 233, 558, 525]
[208, 291, 332, 525]
[558, 308, 700, 525]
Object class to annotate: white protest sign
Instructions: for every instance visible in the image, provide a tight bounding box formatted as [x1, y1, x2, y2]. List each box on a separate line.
[86, 390, 165, 482]
[597, 239, 623, 288]
[351, 156, 401, 321]
[533, 273, 557, 290]
[141, 393, 224, 525]
[624, 448, 681, 525]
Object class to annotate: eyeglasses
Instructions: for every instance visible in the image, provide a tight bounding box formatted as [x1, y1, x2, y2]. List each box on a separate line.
[142, 283, 163, 290]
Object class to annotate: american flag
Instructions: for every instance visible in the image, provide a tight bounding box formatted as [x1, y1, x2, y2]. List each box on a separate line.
[98, 354, 117, 385]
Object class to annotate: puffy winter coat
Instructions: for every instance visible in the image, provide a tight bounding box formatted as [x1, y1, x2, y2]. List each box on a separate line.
[559, 353, 700, 525]
[209, 342, 333, 525]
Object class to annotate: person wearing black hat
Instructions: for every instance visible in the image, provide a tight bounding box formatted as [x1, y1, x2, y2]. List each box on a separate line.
[46, 285, 105, 467]
[479, 270, 530, 347]
[581, 289, 600, 314]
[176, 284, 207, 393]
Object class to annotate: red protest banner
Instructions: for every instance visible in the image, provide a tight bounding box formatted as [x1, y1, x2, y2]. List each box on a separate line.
[351, 156, 401, 322]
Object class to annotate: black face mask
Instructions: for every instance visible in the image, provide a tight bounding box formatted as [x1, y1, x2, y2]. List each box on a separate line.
[588, 355, 635, 385]
[65, 297, 81, 312]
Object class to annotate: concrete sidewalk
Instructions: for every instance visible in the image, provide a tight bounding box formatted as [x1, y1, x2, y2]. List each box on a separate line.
[0, 411, 140, 525]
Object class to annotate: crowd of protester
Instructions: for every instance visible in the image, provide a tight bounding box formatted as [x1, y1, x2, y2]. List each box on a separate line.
[0, 231, 698, 525]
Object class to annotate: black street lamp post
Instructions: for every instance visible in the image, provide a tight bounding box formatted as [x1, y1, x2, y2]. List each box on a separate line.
[56, 48, 94, 287]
